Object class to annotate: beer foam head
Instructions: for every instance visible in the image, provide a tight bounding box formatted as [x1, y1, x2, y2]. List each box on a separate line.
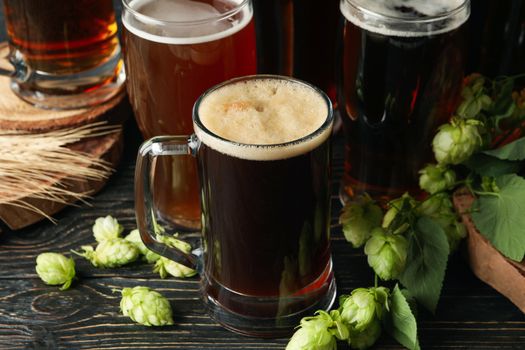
[194, 77, 333, 161]
[341, 0, 469, 37]
[123, 0, 252, 44]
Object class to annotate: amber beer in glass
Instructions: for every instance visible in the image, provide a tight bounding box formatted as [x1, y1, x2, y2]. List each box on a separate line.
[135, 75, 336, 336]
[2, 0, 125, 109]
[339, 0, 470, 202]
[122, 0, 257, 229]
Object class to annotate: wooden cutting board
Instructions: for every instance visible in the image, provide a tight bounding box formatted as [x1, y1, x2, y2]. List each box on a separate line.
[0, 42, 129, 230]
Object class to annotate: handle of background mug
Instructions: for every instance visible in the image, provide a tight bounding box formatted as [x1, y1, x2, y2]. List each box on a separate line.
[135, 135, 201, 271]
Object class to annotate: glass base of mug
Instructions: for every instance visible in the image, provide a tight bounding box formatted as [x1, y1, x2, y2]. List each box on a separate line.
[201, 260, 337, 338]
[10, 51, 126, 110]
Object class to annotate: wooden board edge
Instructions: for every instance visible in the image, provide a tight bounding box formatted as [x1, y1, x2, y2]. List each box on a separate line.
[0, 130, 124, 230]
[453, 190, 525, 313]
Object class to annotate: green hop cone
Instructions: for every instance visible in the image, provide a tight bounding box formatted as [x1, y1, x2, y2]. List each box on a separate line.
[35, 253, 75, 290]
[118, 286, 174, 326]
[348, 319, 382, 350]
[382, 193, 416, 231]
[432, 119, 483, 165]
[364, 228, 408, 281]
[157, 234, 192, 254]
[125, 229, 161, 263]
[417, 193, 454, 223]
[286, 310, 348, 350]
[153, 257, 197, 278]
[340, 287, 389, 331]
[446, 221, 467, 252]
[74, 238, 139, 268]
[93, 215, 124, 243]
[457, 74, 492, 120]
[339, 195, 383, 248]
[419, 164, 456, 194]
[418, 194, 465, 252]
[481, 176, 500, 193]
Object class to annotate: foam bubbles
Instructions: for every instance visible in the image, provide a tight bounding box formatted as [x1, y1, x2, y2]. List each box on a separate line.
[135, 0, 222, 22]
[341, 0, 469, 37]
[195, 78, 332, 161]
[123, 0, 252, 44]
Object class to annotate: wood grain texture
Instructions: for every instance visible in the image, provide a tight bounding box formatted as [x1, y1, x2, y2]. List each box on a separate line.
[0, 126, 524, 349]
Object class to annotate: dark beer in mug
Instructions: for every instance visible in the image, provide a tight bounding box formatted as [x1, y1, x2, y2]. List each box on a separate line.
[252, 0, 341, 102]
[293, 0, 340, 103]
[252, 0, 293, 75]
[193, 77, 335, 326]
[339, 0, 470, 202]
[123, 0, 257, 229]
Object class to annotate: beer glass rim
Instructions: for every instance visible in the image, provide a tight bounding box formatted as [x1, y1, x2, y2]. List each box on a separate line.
[193, 74, 334, 151]
[341, 0, 469, 24]
[122, 0, 251, 26]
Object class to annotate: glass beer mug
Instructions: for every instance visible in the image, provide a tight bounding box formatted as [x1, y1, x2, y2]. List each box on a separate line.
[135, 75, 336, 337]
[122, 0, 257, 230]
[1, 0, 125, 109]
[338, 0, 470, 202]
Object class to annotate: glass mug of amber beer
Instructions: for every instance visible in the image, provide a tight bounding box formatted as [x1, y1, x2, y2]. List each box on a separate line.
[339, 0, 470, 202]
[1, 0, 125, 109]
[135, 76, 336, 336]
[122, 0, 257, 230]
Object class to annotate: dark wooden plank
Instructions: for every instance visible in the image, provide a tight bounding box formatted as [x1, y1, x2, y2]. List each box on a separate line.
[0, 275, 523, 349]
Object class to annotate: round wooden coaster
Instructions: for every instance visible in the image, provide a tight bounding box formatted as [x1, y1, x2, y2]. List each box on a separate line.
[0, 42, 125, 132]
[0, 42, 131, 230]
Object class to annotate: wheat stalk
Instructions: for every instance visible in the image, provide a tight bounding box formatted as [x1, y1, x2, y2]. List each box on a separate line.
[0, 122, 120, 221]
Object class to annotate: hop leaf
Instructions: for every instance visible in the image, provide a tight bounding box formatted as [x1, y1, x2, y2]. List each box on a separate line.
[339, 195, 383, 248]
[432, 119, 483, 165]
[35, 253, 75, 290]
[153, 257, 197, 278]
[118, 286, 174, 326]
[340, 287, 389, 331]
[93, 215, 124, 243]
[125, 229, 161, 263]
[73, 238, 140, 268]
[419, 164, 456, 194]
[286, 311, 347, 350]
[364, 228, 408, 281]
[348, 319, 382, 350]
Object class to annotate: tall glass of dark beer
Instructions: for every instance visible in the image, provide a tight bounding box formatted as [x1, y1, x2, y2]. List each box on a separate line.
[1, 0, 125, 109]
[339, 0, 470, 203]
[135, 75, 336, 336]
[122, 0, 257, 230]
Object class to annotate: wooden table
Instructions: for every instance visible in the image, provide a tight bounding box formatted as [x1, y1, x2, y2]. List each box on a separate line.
[0, 119, 524, 349]
[0, 4, 523, 349]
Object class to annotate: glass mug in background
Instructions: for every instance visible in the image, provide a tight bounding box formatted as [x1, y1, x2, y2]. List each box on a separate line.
[122, 0, 257, 230]
[339, 0, 470, 203]
[1, 0, 125, 109]
[467, 0, 525, 77]
[135, 76, 336, 336]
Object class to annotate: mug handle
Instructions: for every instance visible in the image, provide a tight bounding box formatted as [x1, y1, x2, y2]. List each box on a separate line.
[135, 135, 201, 270]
